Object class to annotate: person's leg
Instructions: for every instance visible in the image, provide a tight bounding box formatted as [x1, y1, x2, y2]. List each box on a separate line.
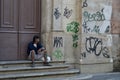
[31, 50, 35, 62]
[37, 50, 51, 66]
[29, 50, 36, 67]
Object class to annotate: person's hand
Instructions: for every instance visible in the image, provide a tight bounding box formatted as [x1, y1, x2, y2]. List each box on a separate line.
[44, 50, 47, 53]
[38, 49, 41, 53]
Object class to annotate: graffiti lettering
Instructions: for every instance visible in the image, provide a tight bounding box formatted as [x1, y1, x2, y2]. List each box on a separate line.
[54, 8, 61, 19]
[81, 52, 87, 58]
[82, 21, 91, 33]
[91, 25, 100, 34]
[84, 37, 110, 58]
[53, 37, 63, 48]
[82, 21, 110, 34]
[105, 25, 110, 33]
[82, 0, 88, 8]
[83, 8, 105, 22]
[85, 37, 103, 56]
[63, 7, 72, 19]
[102, 47, 110, 58]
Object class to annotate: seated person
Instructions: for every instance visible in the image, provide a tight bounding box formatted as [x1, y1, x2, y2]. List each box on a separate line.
[27, 35, 51, 67]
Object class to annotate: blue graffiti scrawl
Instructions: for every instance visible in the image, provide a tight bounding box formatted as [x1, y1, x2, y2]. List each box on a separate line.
[53, 37, 63, 48]
[54, 8, 61, 19]
[82, 0, 88, 8]
[63, 7, 73, 19]
[82, 21, 91, 33]
[91, 25, 100, 34]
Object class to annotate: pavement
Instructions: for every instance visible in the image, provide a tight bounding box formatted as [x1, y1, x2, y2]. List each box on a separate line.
[42, 72, 120, 80]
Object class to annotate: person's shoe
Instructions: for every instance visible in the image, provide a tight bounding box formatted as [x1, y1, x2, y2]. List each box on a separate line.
[31, 62, 35, 67]
[43, 62, 51, 66]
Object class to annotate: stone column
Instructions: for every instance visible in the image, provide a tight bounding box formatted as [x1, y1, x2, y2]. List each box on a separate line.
[41, 0, 53, 57]
[41, 0, 81, 64]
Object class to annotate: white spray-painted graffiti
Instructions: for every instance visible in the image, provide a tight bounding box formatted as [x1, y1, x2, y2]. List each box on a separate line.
[82, 1, 112, 34]
[81, 0, 112, 60]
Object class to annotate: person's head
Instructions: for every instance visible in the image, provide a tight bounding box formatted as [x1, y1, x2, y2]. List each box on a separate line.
[33, 35, 40, 43]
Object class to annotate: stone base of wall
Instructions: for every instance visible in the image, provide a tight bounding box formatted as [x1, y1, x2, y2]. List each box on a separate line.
[79, 62, 113, 74]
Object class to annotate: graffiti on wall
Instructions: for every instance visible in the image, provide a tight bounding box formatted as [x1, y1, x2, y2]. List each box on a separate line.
[63, 7, 73, 19]
[82, 21, 110, 34]
[53, 37, 63, 47]
[105, 25, 110, 33]
[83, 8, 105, 22]
[54, 7, 73, 19]
[66, 21, 79, 33]
[85, 37, 103, 56]
[81, 52, 87, 58]
[54, 8, 61, 19]
[81, 0, 112, 59]
[66, 21, 80, 48]
[82, 0, 88, 8]
[81, 37, 110, 58]
[102, 47, 110, 58]
[82, 1, 112, 34]
[53, 49, 63, 60]
[82, 21, 90, 33]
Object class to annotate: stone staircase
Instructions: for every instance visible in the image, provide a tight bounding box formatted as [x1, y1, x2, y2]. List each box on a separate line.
[0, 60, 80, 80]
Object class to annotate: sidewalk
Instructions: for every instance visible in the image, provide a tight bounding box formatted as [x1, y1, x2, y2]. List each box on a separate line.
[42, 72, 120, 80]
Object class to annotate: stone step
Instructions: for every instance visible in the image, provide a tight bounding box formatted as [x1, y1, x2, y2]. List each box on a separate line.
[0, 69, 79, 80]
[0, 65, 69, 75]
[0, 60, 65, 68]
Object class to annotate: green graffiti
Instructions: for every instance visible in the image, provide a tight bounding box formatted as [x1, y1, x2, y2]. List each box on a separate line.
[72, 34, 79, 42]
[66, 21, 79, 33]
[83, 8, 105, 22]
[53, 49, 63, 60]
[66, 21, 80, 48]
[73, 42, 78, 48]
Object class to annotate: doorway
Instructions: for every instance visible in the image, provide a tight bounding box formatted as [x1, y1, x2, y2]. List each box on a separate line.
[0, 0, 41, 60]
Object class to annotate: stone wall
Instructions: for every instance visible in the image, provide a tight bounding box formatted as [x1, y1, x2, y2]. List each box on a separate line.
[111, 0, 120, 71]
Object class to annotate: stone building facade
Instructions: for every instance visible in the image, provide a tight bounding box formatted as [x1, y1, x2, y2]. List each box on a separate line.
[41, 0, 120, 73]
[0, 0, 119, 73]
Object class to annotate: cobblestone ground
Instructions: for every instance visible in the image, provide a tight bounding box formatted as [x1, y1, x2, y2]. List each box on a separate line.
[42, 72, 120, 80]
